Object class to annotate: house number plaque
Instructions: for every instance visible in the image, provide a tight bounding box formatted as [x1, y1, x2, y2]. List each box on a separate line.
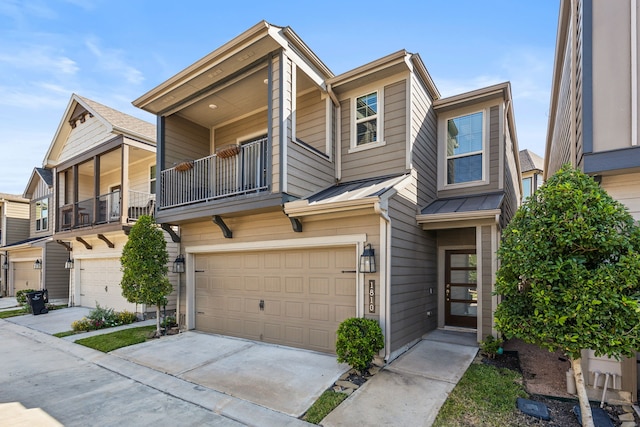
[368, 280, 375, 313]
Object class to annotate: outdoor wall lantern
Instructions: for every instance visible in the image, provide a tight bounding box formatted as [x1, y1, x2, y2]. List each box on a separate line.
[173, 255, 185, 274]
[64, 256, 74, 270]
[2, 259, 8, 270]
[33, 259, 42, 270]
[359, 244, 376, 273]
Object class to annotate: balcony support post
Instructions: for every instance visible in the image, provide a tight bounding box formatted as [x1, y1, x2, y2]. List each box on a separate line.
[212, 215, 232, 239]
[75, 237, 92, 250]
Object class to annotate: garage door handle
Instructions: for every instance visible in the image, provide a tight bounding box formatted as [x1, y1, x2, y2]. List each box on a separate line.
[341, 270, 356, 273]
[259, 300, 264, 311]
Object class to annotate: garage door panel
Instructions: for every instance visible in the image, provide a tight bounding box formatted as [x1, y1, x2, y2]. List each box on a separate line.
[195, 247, 356, 353]
[13, 262, 41, 295]
[79, 259, 133, 312]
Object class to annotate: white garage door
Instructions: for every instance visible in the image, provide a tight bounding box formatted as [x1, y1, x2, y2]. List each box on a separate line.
[12, 261, 40, 295]
[79, 258, 135, 312]
[195, 246, 357, 353]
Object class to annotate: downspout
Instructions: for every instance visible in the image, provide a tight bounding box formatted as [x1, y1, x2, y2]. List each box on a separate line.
[374, 200, 392, 362]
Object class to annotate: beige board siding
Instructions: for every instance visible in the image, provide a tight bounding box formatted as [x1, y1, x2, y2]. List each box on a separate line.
[128, 158, 156, 195]
[164, 115, 209, 169]
[410, 74, 438, 207]
[480, 225, 493, 338]
[214, 111, 268, 147]
[195, 246, 356, 353]
[286, 141, 333, 197]
[59, 116, 113, 163]
[296, 89, 327, 153]
[388, 187, 437, 353]
[271, 55, 281, 192]
[340, 80, 408, 182]
[601, 173, 640, 220]
[44, 242, 70, 300]
[437, 105, 501, 198]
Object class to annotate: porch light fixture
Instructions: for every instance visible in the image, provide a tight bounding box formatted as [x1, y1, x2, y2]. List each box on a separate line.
[33, 259, 42, 270]
[2, 259, 8, 270]
[173, 255, 185, 274]
[64, 256, 74, 270]
[359, 244, 376, 273]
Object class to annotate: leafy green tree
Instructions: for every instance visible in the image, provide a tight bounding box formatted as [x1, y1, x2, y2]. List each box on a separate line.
[495, 165, 640, 427]
[120, 215, 173, 337]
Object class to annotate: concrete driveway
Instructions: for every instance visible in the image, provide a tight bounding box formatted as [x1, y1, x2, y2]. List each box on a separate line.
[7, 306, 92, 334]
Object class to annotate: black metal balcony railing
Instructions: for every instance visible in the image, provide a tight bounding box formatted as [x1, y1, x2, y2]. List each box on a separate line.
[58, 190, 155, 231]
[160, 137, 269, 209]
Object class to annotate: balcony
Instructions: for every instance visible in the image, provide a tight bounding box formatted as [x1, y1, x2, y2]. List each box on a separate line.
[160, 137, 269, 209]
[58, 190, 155, 231]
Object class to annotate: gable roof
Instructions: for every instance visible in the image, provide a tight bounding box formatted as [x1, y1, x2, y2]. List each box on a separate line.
[23, 167, 53, 199]
[43, 94, 155, 168]
[0, 193, 28, 204]
[519, 149, 544, 173]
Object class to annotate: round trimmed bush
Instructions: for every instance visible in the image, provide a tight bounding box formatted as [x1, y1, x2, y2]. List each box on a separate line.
[336, 317, 384, 371]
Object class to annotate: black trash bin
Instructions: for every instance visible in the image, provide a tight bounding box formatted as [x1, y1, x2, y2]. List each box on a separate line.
[26, 291, 48, 315]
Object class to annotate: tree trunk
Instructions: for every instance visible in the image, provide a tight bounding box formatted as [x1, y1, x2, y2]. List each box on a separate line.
[155, 305, 161, 337]
[571, 357, 594, 427]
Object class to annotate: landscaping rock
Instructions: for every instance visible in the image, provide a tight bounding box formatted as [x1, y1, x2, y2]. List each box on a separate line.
[335, 380, 359, 390]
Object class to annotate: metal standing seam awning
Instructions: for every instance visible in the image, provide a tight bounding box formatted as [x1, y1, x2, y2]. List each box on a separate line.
[416, 192, 505, 230]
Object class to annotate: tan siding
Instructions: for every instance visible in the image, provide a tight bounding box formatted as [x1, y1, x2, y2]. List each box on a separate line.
[340, 80, 408, 182]
[44, 242, 70, 301]
[164, 233, 179, 312]
[271, 56, 281, 192]
[5, 200, 29, 219]
[296, 89, 327, 153]
[388, 187, 437, 352]
[481, 226, 492, 338]
[410, 74, 438, 207]
[602, 173, 640, 220]
[214, 111, 268, 147]
[164, 115, 209, 169]
[129, 159, 156, 194]
[59, 116, 113, 163]
[286, 141, 333, 197]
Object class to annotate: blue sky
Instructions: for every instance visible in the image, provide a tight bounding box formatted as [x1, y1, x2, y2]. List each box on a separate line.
[0, 0, 559, 195]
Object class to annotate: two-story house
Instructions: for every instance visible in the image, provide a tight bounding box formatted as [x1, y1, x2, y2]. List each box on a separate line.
[38, 94, 180, 313]
[519, 149, 544, 200]
[134, 21, 521, 360]
[546, 0, 638, 403]
[0, 193, 31, 297]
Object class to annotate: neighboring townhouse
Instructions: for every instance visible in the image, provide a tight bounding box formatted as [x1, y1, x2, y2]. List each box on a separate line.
[41, 94, 179, 313]
[546, 0, 638, 403]
[0, 193, 30, 296]
[519, 149, 544, 200]
[133, 21, 521, 359]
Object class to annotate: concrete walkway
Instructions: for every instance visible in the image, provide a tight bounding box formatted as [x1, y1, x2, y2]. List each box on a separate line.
[0, 297, 19, 310]
[2, 307, 479, 427]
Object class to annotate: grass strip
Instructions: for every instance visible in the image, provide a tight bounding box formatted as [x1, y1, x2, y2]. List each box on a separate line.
[0, 308, 28, 319]
[75, 325, 156, 352]
[302, 390, 348, 424]
[433, 363, 528, 427]
[53, 330, 78, 338]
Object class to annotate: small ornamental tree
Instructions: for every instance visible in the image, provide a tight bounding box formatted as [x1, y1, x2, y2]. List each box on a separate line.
[495, 165, 640, 427]
[120, 215, 173, 337]
[336, 317, 384, 372]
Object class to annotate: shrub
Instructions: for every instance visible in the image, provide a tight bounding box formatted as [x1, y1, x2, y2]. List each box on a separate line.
[16, 289, 36, 310]
[161, 315, 177, 328]
[480, 335, 503, 359]
[88, 303, 119, 328]
[117, 310, 137, 325]
[72, 318, 94, 332]
[336, 317, 384, 372]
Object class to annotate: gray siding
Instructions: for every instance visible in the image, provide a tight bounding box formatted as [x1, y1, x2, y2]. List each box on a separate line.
[437, 106, 501, 198]
[44, 242, 70, 300]
[436, 228, 475, 247]
[6, 217, 29, 245]
[286, 141, 334, 197]
[340, 80, 409, 182]
[388, 188, 437, 352]
[296, 89, 327, 153]
[480, 226, 493, 338]
[502, 159, 518, 229]
[164, 115, 209, 169]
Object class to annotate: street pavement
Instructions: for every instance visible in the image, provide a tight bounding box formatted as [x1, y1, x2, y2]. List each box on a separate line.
[1, 307, 478, 426]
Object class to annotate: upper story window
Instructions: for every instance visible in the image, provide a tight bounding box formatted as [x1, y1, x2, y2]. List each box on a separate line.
[150, 165, 156, 194]
[350, 90, 384, 152]
[36, 199, 48, 231]
[522, 177, 532, 199]
[446, 111, 484, 185]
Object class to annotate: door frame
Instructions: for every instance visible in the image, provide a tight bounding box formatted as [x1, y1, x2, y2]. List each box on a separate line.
[444, 249, 478, 328]
[438, 244, 477, 331]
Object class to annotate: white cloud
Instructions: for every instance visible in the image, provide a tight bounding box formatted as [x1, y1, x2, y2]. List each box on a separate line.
[85, 36, 145, 85]
[0, 46, 78, 75]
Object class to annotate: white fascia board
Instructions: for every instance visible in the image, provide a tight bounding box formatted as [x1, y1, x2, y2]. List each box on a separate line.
[416, 209, 501, 226]
[284, 197, 379, 217]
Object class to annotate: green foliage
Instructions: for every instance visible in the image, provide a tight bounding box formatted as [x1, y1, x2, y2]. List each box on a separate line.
[433, 364, 528, 427]
[53, 330, 78, 338]
[336, 317, 384, 372]
[15, 289, 35, 306]
[120, 215, 172, 308]
[480, 335, 503, 358]
[71, 305, 138, 332]
[0, 308, 28, 319]
[161, 315, 177, 328]
[303, 390, 348, 424]
[117, 310, 138, 325]
[75, 325, 156, 352]
[495, 165, 640, 360]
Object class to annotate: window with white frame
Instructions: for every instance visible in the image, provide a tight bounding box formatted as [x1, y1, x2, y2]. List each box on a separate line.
[522, 177, 532, 199]
[354, 91, 379, 146]
[149, 165, 156, 194]
[446, 111, 484, 185]
[35, 199, 48, 231]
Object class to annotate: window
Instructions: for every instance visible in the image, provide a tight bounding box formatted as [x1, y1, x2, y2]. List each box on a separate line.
[36, 199, 48, 231]
[149, 165, 156, 194]
[446, 112, 484, 185]
[355, 91, 379, 146]
[522, 177, 532, 199]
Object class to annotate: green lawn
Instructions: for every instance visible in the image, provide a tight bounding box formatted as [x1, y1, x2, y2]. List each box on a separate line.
[302, 390, 348, 424]
[0, 308, 27, 319]
[75, 325, 157, 352]
[433, 362, 528, 427]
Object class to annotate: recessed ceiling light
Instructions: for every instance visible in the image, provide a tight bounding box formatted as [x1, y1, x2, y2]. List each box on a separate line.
[208, 104, 218, 110]
[263, 78, 268, 84]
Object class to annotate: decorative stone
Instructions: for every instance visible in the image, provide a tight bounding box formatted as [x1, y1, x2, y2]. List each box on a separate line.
[339, 372, 350, 381]
[619, 422, 636, 427]
[343, 388, 354, 396]
[332, 386, 342, 393]
[335, 380, 359, 390]
[622, 406, 635, 413]
[368, 366, 381, 375]
[619, 413, 635, 422]
[517, 398, 550, 421]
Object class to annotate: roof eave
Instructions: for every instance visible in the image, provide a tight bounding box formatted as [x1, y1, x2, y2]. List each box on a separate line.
[285, 197, 380, 217]
[416, 209, 502, 228]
